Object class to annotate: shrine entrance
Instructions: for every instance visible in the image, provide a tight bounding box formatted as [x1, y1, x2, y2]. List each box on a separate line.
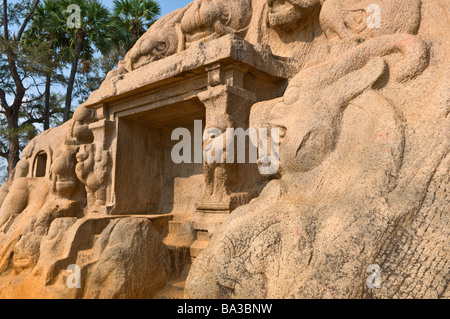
[85, 35, 289, 217]
[113, 99, 206, 215]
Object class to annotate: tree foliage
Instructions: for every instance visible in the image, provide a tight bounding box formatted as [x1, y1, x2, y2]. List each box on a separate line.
[0, 0, 161, 179]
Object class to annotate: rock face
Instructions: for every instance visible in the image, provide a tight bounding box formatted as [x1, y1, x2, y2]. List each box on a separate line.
[0, 0, 448, 299]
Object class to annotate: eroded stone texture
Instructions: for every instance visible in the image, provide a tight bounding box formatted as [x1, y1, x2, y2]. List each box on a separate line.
[185, 0, 449, 299]
[0, 0, 448, 299]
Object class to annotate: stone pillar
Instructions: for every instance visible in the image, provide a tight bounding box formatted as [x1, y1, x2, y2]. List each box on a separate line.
[86, 112, 115, 215]
[196, 63, 257, 214]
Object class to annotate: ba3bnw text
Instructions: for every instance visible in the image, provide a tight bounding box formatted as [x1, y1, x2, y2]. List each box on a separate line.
[177, 303, 273, 316]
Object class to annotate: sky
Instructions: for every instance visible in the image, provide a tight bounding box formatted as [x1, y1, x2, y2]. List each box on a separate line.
[154, 0, 192, 16]
[100, 0, 192, 17]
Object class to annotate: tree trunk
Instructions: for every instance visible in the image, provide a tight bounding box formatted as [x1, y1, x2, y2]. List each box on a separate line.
[44, 72, 51, 130]
[63, 33, 83, 122]
[1, 0, 40, 176]
[6, 110, 20, 176]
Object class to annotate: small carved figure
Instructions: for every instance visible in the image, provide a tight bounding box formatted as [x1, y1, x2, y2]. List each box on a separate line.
[75, 144, 111, 212]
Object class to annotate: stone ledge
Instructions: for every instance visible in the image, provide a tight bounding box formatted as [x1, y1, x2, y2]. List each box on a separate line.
[83, 34, 291, 109]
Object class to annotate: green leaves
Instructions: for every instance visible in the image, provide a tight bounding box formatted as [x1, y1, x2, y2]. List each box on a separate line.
[28, 0, 114, 64]
[0, 0, 162, 175]
[111, 0, 161, 51]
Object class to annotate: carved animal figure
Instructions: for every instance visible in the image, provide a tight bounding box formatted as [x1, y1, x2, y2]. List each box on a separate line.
[270, 32, 428, 175]
[180, 0, 253, 44]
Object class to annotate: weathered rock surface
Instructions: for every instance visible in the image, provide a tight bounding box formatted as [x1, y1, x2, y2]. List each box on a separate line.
[0, 0, 448, 299]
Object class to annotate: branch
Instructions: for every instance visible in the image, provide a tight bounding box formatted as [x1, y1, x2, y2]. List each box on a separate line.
[22, 93, 44, 104]
[2, 0, 8, 41]
[20, 116, 43, 127]
[15, 0, 40, 41]
[5, 1, 41, 102]
[0, 82, 16, 98]
[7, 57, 25, 111]
[25, 74, 45, 96]
[0, 87, 9, 111]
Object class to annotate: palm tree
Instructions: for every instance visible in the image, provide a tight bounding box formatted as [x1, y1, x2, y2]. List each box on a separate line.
[24, 0, 65, 130]
[87, 0, 161, 95]
[27, 0, 161, 124]
[56, 0, 114, 122]
[112, 0, 161, 52]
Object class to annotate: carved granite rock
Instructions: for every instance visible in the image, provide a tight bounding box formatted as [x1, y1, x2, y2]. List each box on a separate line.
[185, 0, 449, 299]
[0, 0, 448, 299]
